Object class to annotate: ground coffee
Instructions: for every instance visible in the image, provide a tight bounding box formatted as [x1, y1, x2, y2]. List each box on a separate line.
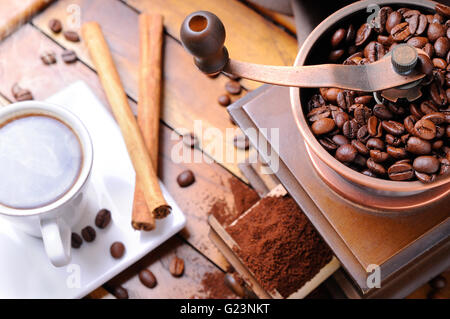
[226, 195, 333, 298]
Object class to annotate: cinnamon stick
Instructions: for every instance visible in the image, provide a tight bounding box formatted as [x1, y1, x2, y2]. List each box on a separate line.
[131, 13, 165, 230]
[82, 22, 171, 228]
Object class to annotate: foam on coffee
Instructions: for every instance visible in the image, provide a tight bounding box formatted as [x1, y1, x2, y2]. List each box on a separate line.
[0, 114, 82, 209]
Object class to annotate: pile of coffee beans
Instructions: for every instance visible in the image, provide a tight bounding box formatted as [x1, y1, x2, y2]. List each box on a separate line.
[306, 4, 449, 183]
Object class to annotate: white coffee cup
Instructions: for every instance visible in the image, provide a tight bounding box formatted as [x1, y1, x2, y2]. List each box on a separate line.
[0, 101, 93, 267]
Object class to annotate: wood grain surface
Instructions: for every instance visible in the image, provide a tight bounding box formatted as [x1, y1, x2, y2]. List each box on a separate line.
[0, 17, 255, 297]
[32, 0, 250, 181]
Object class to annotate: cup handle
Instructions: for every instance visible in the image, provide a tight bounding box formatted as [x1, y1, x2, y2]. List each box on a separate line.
[40, 218, 72, 267]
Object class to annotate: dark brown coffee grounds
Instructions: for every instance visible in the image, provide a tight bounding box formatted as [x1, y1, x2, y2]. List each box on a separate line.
[207, 177, 259, 226]
[197, 271, 236, 299]
[226, 195, 333, 298]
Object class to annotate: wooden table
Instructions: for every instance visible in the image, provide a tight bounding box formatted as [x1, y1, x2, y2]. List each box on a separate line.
[0, 0, 447, 299]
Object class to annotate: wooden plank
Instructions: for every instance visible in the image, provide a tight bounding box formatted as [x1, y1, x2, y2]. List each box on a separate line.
[32, 0, 249, 181]
[124, 0, 298, 90]
[0, 20, 263, 273]
[105, 236, 236, 299]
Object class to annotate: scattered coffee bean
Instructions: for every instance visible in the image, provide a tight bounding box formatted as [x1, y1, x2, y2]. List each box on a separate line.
[48, 19, 62, 33]
[11, 83, 33, 101]
[139, 269, 157, 288]
[169, 256, 185, 277]
[177, 170, 195, 187]
[182, 133, 199, 148]
[233, 134, 250, 150]
[225, 81, 241, 95]
[110, 242, 125, 259]
[71, 233, 83, 249]
[95, 208, 112, 229]
[40, 51, 57, 65]
[63, 30, 80, 42]
[81, 226, 96, 242]
[61, 50, 77, 63]
[218, 94, 230, 106]
[112, 286, 129, 299]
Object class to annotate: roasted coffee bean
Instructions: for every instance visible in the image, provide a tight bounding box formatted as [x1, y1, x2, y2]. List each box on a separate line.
[367, 158, 386, 175]
[177, 170, 195, 187]
[407, 36, 428, 48]
[307, 106, 330, 122]
[433, 57, 447, 69]
[328, 49, 346, 62]
[311, 118, 335, 135]
[413, 156, 440, 173]
[388, 162, 414, 180]
[432, 140, 444, 150]
[357, 125, 370, 143]
[61, 50, 77, 63]
[370, 149, 389, 163]
[352, 154, 366, 167]
[366, 138, 384, 150]
[387, 102, 405, 116]
[333, 111, 349, 129]
[112, 286, 129, 299]
[378, 35, 394, 46]
[404, 10, 419, 35]
[401, 133, 409, 144]
[331, 134, 349, 146]
[352, 139, 369, 155]
[434, 37, 449, 57]
[381, 120, 405, 135]
[373, 104, 393, 120]
[409, 103, 423, 120]
[81, 226, 96, 242]
[336, 90, 355, 110]
[182, 132, 199, 148]
[367, 116, 379, 136]
[331, 28, 346, 47]
[430, 82, 448, 106]
[110, 242, 125, 259]
[335, 144, 357, 163]
[225, 81, 241, 95]
[364, 41, 385, 62]
[40, 51, 57, 65]
[169, 256, 185, 277]
[139, 269, 157, 288]
[307, 94, 325, 110]
[355, 23, 372, 46]
[391, 22, 411, 41]
[406, 136, 431, 155]
[387, 145, 407, 159]
[233, 134, 250, 150]
[423, 43, 435, 57]
[95, 209, 112, 229]
[48, 18, 62, 33]
[405, 116, 417, 135]
[345, 24, 356, 43]
[440, 158, 450, 176]
[385, 134, 402, 146]
[420, 100, 438, 114]
[428, 23, 445, 42]
[436, 4, 450, 18]
[71, 233, 83, 249]
[416, 14, 428, 35]
[319, 138, 338, 152]
[374, 7, 392, 33]
[429, 275, 447, 290]
[218, 94, 230, 106]
[354, 95, 372, 105]
[415, 171, 436, 183]
[342, 120, 358, 139]
[414, 119, 436, 140]
[422, 112, 446, 125]
[63, 30, 80, 42]
[386, 11, 402, 34]
[11, 83, 33, 101]
[321, 88, 342, 104]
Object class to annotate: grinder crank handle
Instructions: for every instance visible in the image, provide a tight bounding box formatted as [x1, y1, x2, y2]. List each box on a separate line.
[180, 11, 426, 92]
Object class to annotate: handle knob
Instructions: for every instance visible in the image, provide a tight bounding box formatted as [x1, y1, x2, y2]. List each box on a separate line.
[391, 44, 418, 75]
[180, 11, 229, 74]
